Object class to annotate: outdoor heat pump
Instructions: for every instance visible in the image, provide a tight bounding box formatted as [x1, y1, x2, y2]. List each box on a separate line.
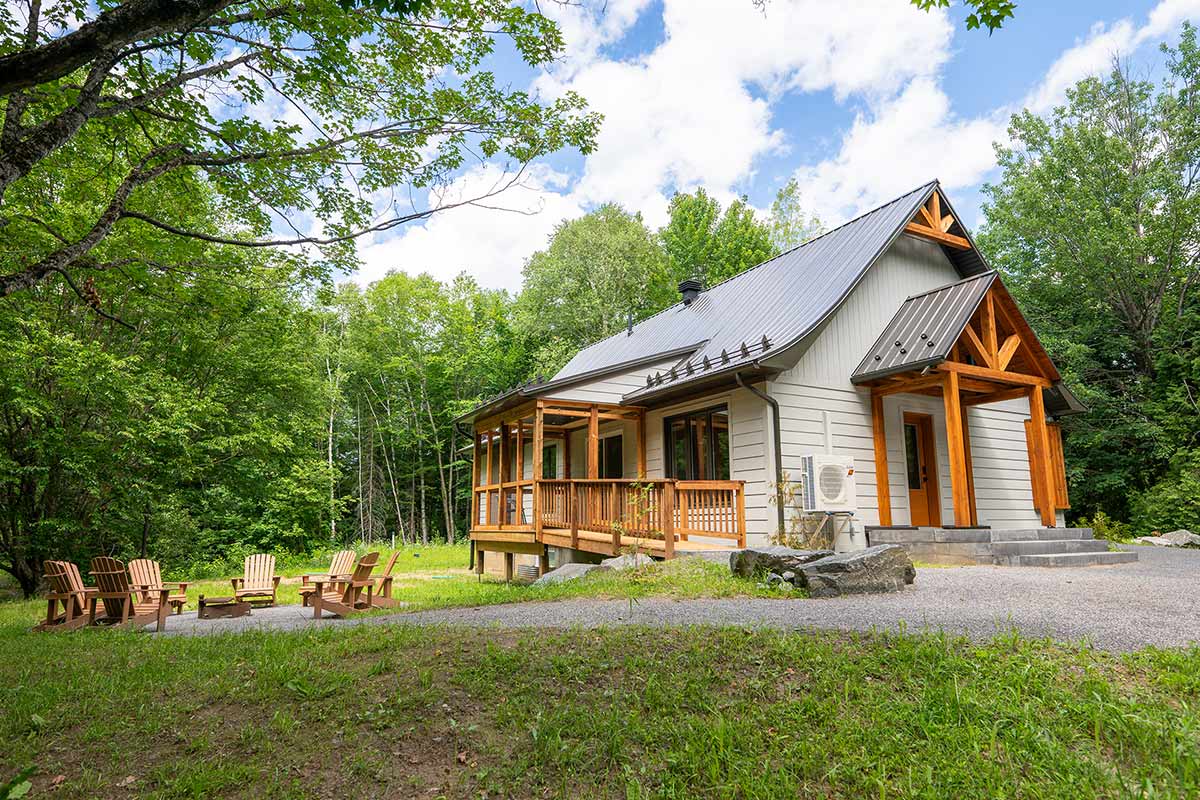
[800, 454, 857, 513]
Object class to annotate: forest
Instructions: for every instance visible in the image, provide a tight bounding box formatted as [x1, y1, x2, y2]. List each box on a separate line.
[2, 1, 1200, 596]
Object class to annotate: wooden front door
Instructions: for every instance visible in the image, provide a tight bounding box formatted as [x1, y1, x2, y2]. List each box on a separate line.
[903, 412, 941, 526]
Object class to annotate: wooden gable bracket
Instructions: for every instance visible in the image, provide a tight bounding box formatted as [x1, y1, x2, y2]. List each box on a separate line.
[904, 190, 972, 250]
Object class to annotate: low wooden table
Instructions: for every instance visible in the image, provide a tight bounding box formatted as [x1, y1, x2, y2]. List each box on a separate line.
[198, 595, 251, 619]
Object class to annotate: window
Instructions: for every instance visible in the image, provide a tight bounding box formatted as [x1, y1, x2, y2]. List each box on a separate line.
[904, 424, 922, 490]
[599, 435, 623, 479]
[664, 406, 730, 480]
[542, 444, 557, 479]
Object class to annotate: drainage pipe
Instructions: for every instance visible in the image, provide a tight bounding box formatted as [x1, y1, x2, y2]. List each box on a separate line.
[736, 372, 786, 536]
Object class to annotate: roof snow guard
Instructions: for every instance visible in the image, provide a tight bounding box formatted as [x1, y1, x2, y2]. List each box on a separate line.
[851, 271, 997, 383]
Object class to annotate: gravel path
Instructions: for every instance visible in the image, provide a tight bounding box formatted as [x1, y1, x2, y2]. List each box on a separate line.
[161, 546, 1199, 652]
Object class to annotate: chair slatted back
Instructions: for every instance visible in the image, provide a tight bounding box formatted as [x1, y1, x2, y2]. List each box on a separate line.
[90, 556, 132, 618]
[127, 559, 163, 603]
[341, 552, 380, 603]
[329, 549, 356, 577]
[380, 551, 399, 578]
[243, 554, 275, 591]
[44, 560, 84, 596]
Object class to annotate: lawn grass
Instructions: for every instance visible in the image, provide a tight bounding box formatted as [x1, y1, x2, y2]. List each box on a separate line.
[0, 546, 788, 631]
[2, 620, 1198, 798]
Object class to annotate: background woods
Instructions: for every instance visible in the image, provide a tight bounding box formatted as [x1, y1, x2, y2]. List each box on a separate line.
[3, 0, 1200, 595]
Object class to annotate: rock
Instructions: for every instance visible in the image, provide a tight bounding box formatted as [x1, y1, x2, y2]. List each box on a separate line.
[531, 562, 609, 586]
[781, 570, 796, 583]
[730, 546, 835, 579]
[1135, 530, 1200, 548]
[1163, 529, 1200, 547]
[796, 545, 916, 598]
[766, 572, 785, 587]
[599, 552, 655, 571]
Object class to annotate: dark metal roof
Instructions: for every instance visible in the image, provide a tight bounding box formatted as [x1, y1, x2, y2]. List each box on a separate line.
[599, 180, 988, 402]
[851, 272, 997, 383]
[1044, 381, 1087, 418]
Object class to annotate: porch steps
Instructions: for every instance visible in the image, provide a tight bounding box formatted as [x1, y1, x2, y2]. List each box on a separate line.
[1017, 551, 1138, 568]
[866, 526, 1136, 568]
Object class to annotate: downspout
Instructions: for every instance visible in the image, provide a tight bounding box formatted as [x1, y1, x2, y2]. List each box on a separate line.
[736, 371, 786, 536]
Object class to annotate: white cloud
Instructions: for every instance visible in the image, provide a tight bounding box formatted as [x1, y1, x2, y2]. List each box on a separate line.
[355, 0, 1200, 291]
[789, 0, 1200, 226]
[354, 164, 583, 290]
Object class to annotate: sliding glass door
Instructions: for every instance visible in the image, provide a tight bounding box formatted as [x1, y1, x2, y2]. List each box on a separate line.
[665, 406, 730, 480]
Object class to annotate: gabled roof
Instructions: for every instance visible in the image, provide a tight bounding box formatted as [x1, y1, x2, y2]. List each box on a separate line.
[550, 180, 988, 403]
[851, 271, 998, 383]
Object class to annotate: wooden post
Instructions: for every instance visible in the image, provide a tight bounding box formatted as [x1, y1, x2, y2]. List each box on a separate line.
[662, 480, 675, 559]
[503, 552, 514, 583]
[498, 422, 508, 528]
[678, 489, 689, 541]
[485, 430, 493, 526]
[1028, 386, 1057, 527]
[563, 428, 572, 479]
[870, 392, 892, 527]
[636, 409, 647, 478]
[474, 547, 484, 575]
[961, 407, 978, 526]
[472, 431, 482, 529]
[515, 423, 524, 480]
[539, 545, 550, 576]
[610, 483, 620, 553]
[736, 483, 746, 548]
[569, 483, 579, 549]
[587, 405, 599, 479]
[942, 372, 972, 527]
[532, 402, 545, 539]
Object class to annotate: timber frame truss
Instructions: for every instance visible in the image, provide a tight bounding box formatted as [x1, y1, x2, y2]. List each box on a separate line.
[862, 281, 1066, 528]
[903, 189, 972, 250]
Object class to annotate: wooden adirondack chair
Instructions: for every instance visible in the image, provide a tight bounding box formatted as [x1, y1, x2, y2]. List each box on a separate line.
[230, 553, 280, 606]
[128, 558, 188, 615]
[35, 560, 97, 631]
[371, 551, 403, 609]
[310, 552, 379, 619]
[298, 549, 356, 607]
[89, 556, 169, 632]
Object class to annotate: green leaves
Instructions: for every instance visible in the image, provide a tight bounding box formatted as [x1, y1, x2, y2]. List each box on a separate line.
[910, 0, 1016, 34]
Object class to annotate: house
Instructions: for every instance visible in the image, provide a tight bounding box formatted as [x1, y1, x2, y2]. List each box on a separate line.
[461, 180, 1132, 578]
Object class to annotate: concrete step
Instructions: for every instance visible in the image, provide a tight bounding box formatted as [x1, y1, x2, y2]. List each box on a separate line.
[990, 528, 1093, 542]
[991, 538, 1109, 557]
[1017, 551, 1138, 568]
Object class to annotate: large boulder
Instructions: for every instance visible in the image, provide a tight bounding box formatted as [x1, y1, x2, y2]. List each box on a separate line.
[1135, 530, 1200, 548]
[796, 545, 916, 598]
[531, 562, 609, 586]
[730, 546, 834, 578]
[1163, 529, 1200, 547]
[600, 552, 655, 571]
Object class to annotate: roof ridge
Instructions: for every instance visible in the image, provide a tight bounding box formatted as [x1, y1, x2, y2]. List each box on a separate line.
[563, 179, 940, 362]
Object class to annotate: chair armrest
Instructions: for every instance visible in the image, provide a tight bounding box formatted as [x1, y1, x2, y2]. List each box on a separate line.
[171, 581, 189, 593]
[272, 576, 281, 588]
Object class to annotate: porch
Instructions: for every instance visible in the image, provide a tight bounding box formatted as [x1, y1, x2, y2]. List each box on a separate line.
[469, 398, 746, 573]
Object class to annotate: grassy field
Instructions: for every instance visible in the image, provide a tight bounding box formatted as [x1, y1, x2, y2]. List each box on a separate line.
[2, 619, 1198, 799]
[0, 544, 791, 631]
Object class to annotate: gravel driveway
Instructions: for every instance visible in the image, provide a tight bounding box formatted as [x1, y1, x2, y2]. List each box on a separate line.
[163, 545, 1198, 652]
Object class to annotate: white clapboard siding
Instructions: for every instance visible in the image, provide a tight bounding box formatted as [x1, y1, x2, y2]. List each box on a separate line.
[543, 356, 681, 405]
[771, 234, 1047, 529]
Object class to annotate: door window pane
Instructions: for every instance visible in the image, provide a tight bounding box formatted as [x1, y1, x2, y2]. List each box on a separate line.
[542, 445, 557, 479]
[669, 418, 691, 480]
[711, 410, 730, 480]
[904, 424, 921, 490]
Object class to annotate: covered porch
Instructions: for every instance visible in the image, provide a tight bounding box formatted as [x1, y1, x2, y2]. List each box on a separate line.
[855, 270, 1071, 530]
[469, 397, 746, 577]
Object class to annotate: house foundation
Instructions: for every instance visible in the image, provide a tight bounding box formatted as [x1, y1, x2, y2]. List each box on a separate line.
[867, 526, 1138, 567]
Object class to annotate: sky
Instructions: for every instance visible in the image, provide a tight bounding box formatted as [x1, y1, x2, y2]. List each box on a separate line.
[354, 0, 1200, 293]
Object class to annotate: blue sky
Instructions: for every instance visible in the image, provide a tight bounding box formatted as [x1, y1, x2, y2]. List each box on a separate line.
[355, 0, 1200, 291]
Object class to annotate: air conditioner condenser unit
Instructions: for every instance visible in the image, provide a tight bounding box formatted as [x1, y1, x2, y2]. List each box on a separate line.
[800, 454, 857, 513]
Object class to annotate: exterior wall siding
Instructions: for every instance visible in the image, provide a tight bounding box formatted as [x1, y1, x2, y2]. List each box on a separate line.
[770, 234, 1048, 530]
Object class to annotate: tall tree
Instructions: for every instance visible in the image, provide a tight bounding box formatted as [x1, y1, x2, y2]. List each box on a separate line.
[0, 0, 599, 299]
[660, 190, 774, 287]
[978, 26, 1200, 527]
[767, 178, 823, 252]
[517, 204, 670, 375]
